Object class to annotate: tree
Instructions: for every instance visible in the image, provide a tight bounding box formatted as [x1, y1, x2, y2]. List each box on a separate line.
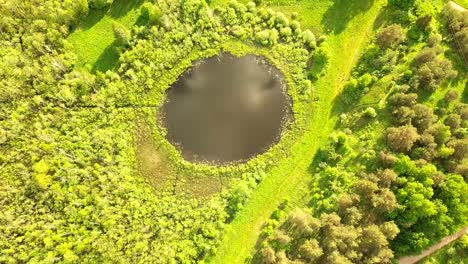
[309, 43, 331, 79]
[427, 33, 442, 47]
[381, 221, 400, 240]
[376, 24, 405, 49]
[298, 239, 323, 262]
[412, 58, 457, 91]
[416, 15, 432, 30]
[286, 209, 320, 237]
[379, 151, 398, 168]
[447, 138, 468, 160]
[438, 174, 468, 225]
[273, 230, 291, 248]
[445, 89, 459, 102]
[444, 114, 461, 130]
[260, 246, 277, 264]
[302, 30, 316, 49]
[392, 106, 415, 125]
[255, 29, 278, 46]
[389, 93, 418, 107]
[427, 123, 451, 146]
[360, 225, 394, 260]
[413, 47, 441, 66]
[455, 104, 468, 120]
[112, 21, 131, 46]
[378, 169, 398, 187]
[386, 125, 420, 153]
[412, 104, 436, 132]
[364, 107, 377, 118]
[141, 3, 163, 25]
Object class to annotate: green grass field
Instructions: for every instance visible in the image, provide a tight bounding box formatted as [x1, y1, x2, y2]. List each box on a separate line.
[207, 0, 387, 262]
[67, 0, 144, 72]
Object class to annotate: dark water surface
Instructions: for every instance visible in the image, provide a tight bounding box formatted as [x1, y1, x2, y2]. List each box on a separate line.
[160, 53, 292, 164]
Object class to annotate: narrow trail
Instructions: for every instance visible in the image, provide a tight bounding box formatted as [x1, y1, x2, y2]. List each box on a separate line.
[399, 227, 468, 264]
[207, 1, 386, 263]
[450, 1, 467, 12]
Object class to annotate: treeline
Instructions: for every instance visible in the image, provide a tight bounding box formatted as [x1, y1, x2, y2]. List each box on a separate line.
[256, 1, 467, 263]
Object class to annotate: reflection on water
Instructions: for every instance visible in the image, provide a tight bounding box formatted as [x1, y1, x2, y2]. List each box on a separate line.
[160, 53, 293, 164]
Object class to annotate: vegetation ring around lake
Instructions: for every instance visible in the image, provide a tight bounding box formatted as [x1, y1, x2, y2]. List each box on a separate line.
[139, 42, 313, 177]
[100, 0, 324, 178]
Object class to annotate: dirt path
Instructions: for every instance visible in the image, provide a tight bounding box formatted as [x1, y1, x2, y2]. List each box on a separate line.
[399, 227, 468, 264]
[450, 1, 467, 12]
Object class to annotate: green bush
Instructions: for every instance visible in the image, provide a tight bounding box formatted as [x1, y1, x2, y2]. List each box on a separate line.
[309, 42, 331, 79]
[112, 21, 131, 46]
[376, 24, 405, 49]
[302, 30, 316, 49]
[255, 29, 278, 46]
[141, 3, 163, 25]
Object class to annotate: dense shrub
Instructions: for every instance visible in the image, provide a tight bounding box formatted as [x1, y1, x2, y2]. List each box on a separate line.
[386, 125, 420, 153]
[302, 30, 316, 49]
[376, 24, 405, 49]
[413, 47, 442, 65]
[112, 21, 131, 46]
[411, 55, 457, 91]
[309, 42, 331, 79]
[141, 3, 163, 25]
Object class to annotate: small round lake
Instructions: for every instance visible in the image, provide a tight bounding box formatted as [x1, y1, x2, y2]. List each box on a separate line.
[160, 53, 293, 164]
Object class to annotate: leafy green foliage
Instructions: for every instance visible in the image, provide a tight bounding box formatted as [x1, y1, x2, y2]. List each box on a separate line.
[0, 0, 320, 262]
[309, 42, 331, 79]
[112, 21, 131, 46]
[140, 3, 163, 25]
[376, 24, 405, 49]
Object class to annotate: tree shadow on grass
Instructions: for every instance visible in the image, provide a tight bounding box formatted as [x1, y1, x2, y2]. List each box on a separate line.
[109, 0, 144, 18]
[134, 15, 149, 27]
[330, 88, 360, 120]
[462, 80, 468, 103]
[73, 7, 110, 31]
[321, 0, 375, 34]
[92, 42, 120, 73]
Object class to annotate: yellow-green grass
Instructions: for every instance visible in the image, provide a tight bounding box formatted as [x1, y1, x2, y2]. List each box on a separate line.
[67, 0, 144, 72]
[207, 0, 387, 263]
